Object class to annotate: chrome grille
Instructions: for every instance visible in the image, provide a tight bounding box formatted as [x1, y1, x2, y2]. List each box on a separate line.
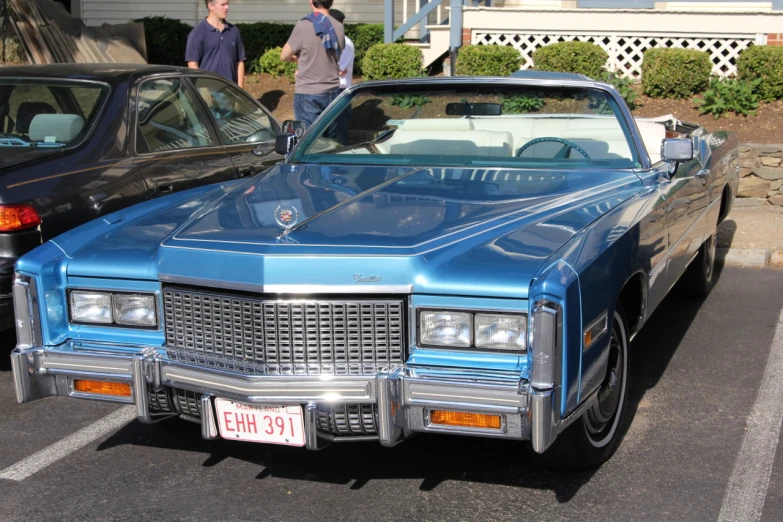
[316, 404, 378, 436]
[163, 287, 405, 375]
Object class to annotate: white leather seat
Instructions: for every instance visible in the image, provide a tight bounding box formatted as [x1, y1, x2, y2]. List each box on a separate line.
[380, 129, 514, 157]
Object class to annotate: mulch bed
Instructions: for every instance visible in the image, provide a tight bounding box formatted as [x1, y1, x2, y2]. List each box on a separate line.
[245, 73, 783, 144]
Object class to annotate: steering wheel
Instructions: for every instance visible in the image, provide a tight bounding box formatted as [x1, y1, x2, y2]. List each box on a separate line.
[515, 137, 591, 160]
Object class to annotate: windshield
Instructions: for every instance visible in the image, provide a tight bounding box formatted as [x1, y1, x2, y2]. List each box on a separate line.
[291, 83, 641, 169]
[0, 79, 109, 149]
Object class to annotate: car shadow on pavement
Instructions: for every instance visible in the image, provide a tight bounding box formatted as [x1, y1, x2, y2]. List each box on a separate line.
[95, 268, 722, 501]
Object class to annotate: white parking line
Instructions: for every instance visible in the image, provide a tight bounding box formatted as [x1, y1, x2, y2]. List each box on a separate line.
[718, 307, 783, 522]
[0, 405, 137, 482]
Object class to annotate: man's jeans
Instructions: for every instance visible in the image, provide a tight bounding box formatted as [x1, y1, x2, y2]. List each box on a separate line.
[294, 87, 341, 140]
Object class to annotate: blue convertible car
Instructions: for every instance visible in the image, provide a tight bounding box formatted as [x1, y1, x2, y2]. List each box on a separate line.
[11, 74, 738, 469]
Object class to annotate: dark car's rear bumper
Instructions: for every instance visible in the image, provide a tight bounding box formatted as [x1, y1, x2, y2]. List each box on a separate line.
[0, 228, 42, 331]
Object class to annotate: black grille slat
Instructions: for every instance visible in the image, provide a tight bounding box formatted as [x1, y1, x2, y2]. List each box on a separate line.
[163, 287, 405, 376]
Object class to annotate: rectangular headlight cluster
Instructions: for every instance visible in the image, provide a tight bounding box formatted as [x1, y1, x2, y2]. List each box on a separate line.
[419, 310, 527, 352]
[69, 290, 158, 328]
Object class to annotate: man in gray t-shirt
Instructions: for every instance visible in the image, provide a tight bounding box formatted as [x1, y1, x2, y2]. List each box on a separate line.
[280, 0, 345, 134]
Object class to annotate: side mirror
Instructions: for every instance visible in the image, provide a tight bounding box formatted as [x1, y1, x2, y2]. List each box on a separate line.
[281, 120, 305, 139]
[661, 138, 693, 163]
[252, 142, 275, 157]
[275, 133, 298, 155]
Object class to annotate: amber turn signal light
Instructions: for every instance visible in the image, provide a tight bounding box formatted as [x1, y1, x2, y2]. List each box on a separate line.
[430, 410, 502, 429]
[0, 204, 42, 232]
[73, 379, 132, 397]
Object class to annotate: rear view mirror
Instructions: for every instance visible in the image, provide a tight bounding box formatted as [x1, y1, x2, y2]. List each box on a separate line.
[275, 133, 298, 155]
[661, 138, 693, 163]
[445, 102, 502, 116]
[281, 120, 305, 138]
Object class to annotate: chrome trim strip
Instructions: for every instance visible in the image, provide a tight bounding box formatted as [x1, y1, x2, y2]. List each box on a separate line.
[200, 395, 219, 440]
[531, 390, 554, 453]
[159, 273, 413, 294]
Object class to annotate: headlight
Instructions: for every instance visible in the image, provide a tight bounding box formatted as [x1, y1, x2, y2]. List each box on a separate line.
[420, 311, 471, 347]
[69, 290, 157, 328]
[113, 294, 157, 327]
[475, 313, 526, 351]
[70, 292, 112, 324]
[418, 310, 527, 352]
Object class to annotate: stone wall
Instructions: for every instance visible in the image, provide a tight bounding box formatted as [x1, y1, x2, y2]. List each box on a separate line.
[737, 144, 783, 207]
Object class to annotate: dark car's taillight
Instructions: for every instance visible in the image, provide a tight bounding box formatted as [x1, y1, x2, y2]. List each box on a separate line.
[0, 205, 42, 232]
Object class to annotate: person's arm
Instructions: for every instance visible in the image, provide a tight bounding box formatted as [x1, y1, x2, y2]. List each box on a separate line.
[280, 43, 296, 63]
[185, 29, 201, 69]
[187, 62, 199, 69]
[236, 61, 245, 88]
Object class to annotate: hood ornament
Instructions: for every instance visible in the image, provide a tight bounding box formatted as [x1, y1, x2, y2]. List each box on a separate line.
[274, 205, 299, 229]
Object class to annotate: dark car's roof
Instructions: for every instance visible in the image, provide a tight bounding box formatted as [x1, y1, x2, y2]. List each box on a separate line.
[0, 63, 211, 86]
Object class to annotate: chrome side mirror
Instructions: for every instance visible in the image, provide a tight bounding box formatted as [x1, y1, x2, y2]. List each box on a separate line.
[661, 138, 693, 163]
[281, 120, 305, 139]
[661, 138, 694, 176]
[275, 133, 298, 155]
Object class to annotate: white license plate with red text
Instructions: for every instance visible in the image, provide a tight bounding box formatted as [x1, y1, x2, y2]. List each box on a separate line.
[215, 399, 305, 447]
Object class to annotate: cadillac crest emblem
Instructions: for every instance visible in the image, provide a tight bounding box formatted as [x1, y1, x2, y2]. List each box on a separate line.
[274, 205, 299, 228]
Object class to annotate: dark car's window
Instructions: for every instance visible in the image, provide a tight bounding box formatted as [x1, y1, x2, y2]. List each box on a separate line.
[0, 80, 108, 148]
[191, 77, 276, 144]
[136, 78, 213, 153]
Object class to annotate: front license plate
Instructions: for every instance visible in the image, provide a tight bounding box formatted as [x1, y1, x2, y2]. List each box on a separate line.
[214, 399, 305, 447]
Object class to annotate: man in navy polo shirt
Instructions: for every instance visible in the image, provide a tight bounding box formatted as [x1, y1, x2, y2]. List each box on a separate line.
[186, 0, 246, 87]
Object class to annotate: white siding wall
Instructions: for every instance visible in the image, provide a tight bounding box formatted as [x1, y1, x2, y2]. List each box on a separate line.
[80, 0, 779, 27]
[82, 0, 398, 27]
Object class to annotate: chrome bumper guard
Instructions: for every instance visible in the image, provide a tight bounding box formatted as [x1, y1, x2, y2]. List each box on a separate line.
[11, 343, 552, 450]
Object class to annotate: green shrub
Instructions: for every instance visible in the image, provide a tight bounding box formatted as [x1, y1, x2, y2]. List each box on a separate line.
[344, 24, 386, 75]
[235, 22, 293, 72]
[693, 77, 761, 119]
[390, 94, 431, 109]
[532, 41, 608, 79]
[362, 43, 423, 80]
[455, 44, 522, 76]
[500, 93, 546, 113]
[601, 72, 638, 110]
[134, 16, 192, 66]
[641, 48, 712, 99]
[737, 45, 783, 102]
[256, 47, 297, 82]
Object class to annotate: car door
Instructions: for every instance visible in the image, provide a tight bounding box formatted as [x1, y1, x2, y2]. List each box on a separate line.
[132, 75, 236, 197]
[188, 76, 284, 179]
[660, 138, 710, 287]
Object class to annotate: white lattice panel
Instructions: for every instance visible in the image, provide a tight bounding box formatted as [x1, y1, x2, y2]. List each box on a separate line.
[473, 32, 756, 79]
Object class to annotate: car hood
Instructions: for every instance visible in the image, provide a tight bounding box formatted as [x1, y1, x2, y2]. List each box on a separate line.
[0, 148, 60, 171]
[58, 164, 644, 298]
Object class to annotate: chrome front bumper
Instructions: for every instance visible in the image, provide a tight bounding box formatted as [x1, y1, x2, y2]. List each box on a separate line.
[11, 343, 556, 452]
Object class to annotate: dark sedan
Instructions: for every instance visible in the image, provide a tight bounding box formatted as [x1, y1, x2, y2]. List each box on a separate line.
[0, 64, 285, 330]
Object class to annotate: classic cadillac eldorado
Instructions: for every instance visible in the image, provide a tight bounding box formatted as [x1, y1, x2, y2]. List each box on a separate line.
[10, 73, 738, 469]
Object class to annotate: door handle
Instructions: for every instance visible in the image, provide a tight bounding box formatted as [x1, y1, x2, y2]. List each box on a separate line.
[695, 169, 709, 178]
[156, 182, 173, 194]
[239, 167, 254, 178]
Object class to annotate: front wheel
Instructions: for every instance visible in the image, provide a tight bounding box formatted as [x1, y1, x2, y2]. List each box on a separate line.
[534, 308, 630, 471]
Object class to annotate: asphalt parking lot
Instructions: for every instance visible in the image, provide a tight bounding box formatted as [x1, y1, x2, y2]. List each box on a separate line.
[1, 266, 782, 522]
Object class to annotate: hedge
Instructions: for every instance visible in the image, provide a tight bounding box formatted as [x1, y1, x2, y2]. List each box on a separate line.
[134, 16, 386, 75]
[456, 45, 522, 76]
[737, 45, 783, 102]
[133, 16, 192, 66]
[362, 43, 423, 80]
[255, 47, 297, 82]
[532, 41, 608, 79]
[641, 48, 712, 99]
